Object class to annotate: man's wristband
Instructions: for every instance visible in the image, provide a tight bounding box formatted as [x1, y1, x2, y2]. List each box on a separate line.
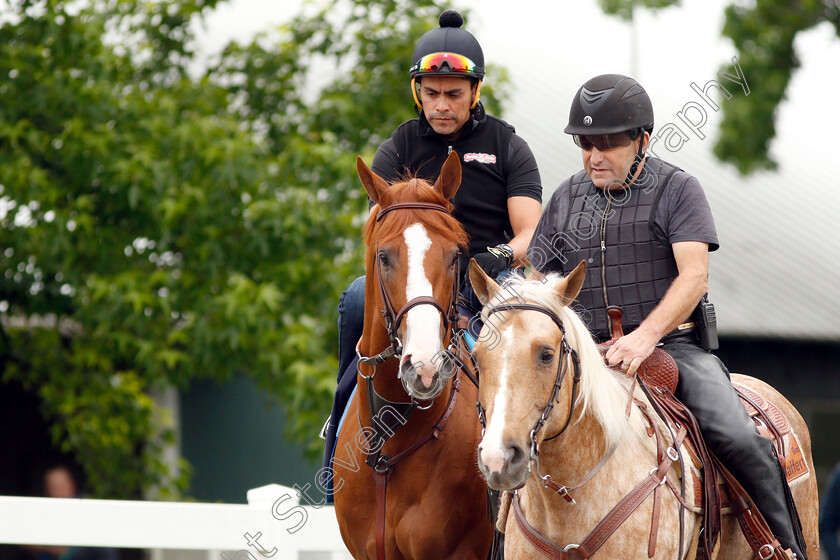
[487, 243, 514, 267]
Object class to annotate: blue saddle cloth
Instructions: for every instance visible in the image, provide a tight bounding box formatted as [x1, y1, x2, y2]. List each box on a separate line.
[322, 355, 359, 503]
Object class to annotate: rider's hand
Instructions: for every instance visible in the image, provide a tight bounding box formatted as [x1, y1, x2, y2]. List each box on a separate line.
[472, 251, 508, 280]
[605, 328, 658, 377]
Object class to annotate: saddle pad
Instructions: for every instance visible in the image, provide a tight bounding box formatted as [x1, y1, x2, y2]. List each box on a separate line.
[463, 329, 476, 351]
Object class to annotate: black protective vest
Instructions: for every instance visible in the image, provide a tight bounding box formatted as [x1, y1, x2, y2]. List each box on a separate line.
[561, 158, 680, 340]
[390, 111, 515, 267]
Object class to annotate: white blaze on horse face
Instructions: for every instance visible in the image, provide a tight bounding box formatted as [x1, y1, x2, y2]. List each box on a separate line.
[479, 327, 515, 475]
[401, 223, 442, 386]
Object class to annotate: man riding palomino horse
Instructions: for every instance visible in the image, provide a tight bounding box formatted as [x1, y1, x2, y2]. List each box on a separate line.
[322, 9, 542, 475]
[527, 74, 809, 559]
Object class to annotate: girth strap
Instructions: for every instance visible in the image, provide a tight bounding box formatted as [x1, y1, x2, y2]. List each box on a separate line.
[374, 468, 393, 560]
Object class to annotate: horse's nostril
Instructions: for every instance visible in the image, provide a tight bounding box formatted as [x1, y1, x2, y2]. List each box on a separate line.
[507, 443, 525, 469]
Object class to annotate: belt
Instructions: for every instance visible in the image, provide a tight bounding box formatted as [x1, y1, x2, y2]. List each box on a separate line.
[662, 321, 696, 343]
[595, 321, 696, 344]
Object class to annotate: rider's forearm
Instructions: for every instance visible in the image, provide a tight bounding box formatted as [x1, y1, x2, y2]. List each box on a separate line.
[635, 270, 707, 342]
[507, 227, 536, 267]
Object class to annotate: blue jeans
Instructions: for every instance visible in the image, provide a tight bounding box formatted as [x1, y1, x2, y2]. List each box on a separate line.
[336, 275, 366, 382]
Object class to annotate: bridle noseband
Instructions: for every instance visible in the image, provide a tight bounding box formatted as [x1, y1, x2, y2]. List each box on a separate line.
[478, 303, 582, 468]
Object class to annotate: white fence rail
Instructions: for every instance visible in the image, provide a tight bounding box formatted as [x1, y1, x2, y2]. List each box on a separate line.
[0, 484, 351, 560]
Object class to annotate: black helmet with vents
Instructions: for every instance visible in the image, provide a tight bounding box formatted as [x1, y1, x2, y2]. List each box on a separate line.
[565, 74, 654, 136]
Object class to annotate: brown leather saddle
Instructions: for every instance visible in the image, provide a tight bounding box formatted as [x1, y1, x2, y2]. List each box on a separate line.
[595, 307, 800, 560]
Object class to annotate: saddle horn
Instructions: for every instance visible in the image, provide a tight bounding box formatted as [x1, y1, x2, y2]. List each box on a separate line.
[606, 306, 624, 342]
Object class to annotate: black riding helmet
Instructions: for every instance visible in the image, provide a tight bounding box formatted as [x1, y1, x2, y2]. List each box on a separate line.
[565, 74, 654, 136]
[409, 10, 485, 110]
[567, 74, 654, 186]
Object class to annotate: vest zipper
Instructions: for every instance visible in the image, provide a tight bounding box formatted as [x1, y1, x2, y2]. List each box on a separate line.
[600, 197, 611, 309]
[448, 145, 453, 155]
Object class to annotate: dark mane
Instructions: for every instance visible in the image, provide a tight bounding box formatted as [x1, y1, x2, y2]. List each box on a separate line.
[363, 176, 469, 250]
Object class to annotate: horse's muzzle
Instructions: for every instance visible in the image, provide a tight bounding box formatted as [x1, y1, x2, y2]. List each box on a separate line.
[400, 355, 446, 399]
[478, 440, 529, 490]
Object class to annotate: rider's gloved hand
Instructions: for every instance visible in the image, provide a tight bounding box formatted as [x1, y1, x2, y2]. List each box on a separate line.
[472, 251, 508, 279]
[472, 244, 514, 280]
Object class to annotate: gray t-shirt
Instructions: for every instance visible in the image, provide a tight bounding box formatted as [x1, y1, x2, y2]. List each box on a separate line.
[529, 159, 719, 275]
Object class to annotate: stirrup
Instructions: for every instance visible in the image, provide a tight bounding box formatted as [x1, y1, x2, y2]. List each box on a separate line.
[319, 415, 331, 440]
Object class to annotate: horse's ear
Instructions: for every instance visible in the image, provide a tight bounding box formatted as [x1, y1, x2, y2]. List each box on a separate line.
[357, 156, 389, 203]
[469, 258, 501, 306]
[434, 151, 462, 201]
[554, 260, 587, 307]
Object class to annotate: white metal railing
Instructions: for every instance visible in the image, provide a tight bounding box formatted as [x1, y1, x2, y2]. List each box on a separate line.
[0, 484, 352, 560]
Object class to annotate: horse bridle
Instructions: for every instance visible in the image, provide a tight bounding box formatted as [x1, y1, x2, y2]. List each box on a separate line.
[360, 201, 461, 372]
[477, 303, 582, 467]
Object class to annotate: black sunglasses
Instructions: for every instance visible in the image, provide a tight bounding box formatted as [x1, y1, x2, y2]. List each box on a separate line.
[573, 130, 640, 151]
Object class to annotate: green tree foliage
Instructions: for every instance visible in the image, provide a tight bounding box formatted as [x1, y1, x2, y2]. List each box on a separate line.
[0, 0, 504, 498]
[598, 0, 839, 175]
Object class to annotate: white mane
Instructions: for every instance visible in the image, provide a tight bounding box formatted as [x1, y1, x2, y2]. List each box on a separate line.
[480, 273, 648, 449]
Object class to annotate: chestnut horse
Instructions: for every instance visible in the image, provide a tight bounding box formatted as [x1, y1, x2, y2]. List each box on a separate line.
[468, 261, 819, 560]
[332, 153, 493, 559]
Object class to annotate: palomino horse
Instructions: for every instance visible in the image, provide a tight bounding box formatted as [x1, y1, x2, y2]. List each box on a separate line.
[332, 153, 493, 559]
[468, 261, 819, 560]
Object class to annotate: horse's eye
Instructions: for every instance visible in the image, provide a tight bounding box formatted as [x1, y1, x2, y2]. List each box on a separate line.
[450, 253, 459, 268]
[378, 251, 390, 267]
[539, 348, 555, 365]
